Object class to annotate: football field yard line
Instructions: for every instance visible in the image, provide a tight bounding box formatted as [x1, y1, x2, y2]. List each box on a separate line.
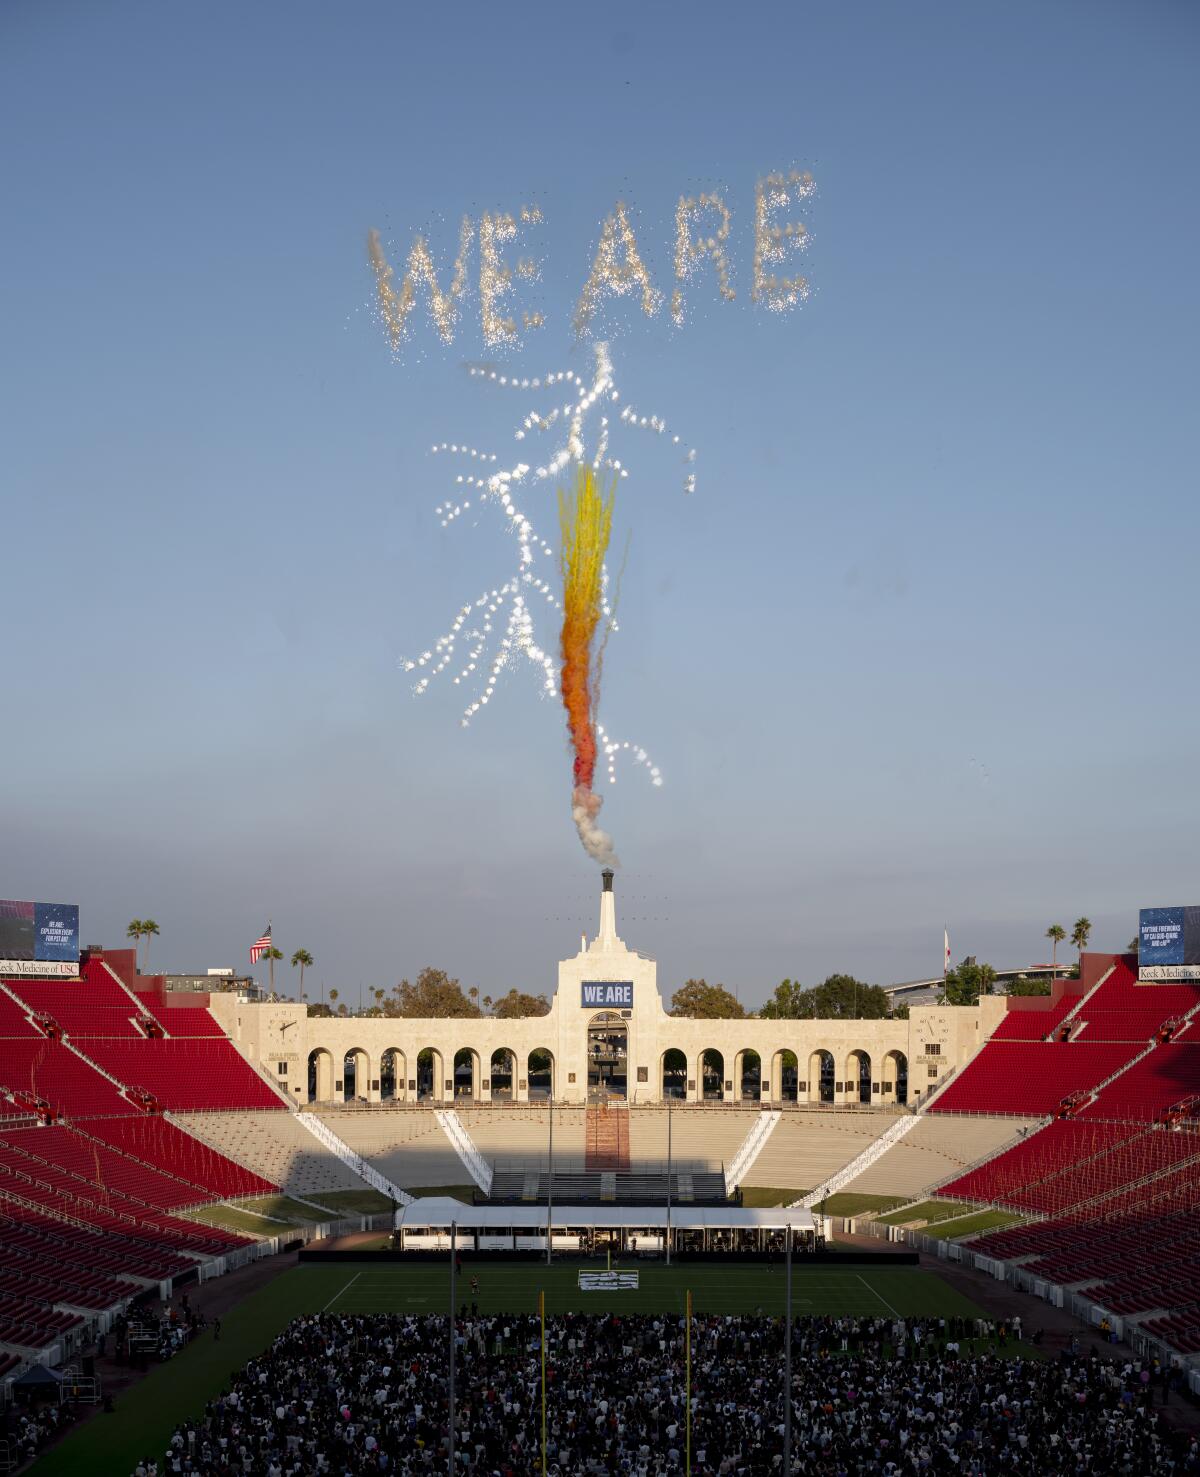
[857, 1273, 899, 1318]
[323, 1271, 362, 1310]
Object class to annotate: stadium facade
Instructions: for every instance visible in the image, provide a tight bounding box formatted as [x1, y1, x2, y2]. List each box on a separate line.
[213, 872, 1002, 1107]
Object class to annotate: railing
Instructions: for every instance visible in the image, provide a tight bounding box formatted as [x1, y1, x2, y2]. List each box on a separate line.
[795, 1113, 921, 1209]
[294, 1112, 412, 1205]
[434, 1109, 493, 1195]
[725, 1110, 781, 1193]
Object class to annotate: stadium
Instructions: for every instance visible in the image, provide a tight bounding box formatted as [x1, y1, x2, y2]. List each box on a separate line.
[1, 883, 1198, 1474]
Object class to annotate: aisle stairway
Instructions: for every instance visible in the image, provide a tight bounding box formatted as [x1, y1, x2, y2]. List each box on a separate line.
[586, 1102, 629, 1171]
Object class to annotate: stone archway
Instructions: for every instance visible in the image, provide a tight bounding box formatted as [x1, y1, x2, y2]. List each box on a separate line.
[342, 1047, 369, 1103]
[882, 1049, 908, 1106]
[770, 1049, 798, 1102]
[735, 1048, 762, 1102]
[489, 1047, 516, 1101]
[661, 1048, 687, 1100]
[700, 1049, 725, 1102]
[454, 1047, 480, 1101]
[307, 1047, 334, 1103]
[380, 1048, 406, 1102]
[845, 1049, 872, 1104]
[528, 1048, 554, 1100]
[807, 1049, 834, 1103]
[417, 1047, 444, 1102]
[587, 1012, 628, 1099]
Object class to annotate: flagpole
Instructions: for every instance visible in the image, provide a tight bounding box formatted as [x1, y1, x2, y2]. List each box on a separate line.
[449, 1220, 456, 1473]
[666, 1095, 672, 1266]
[540, 1288, 547, 1477]
[685, 1288, 692, 1477]
[784, 1231, 792, 1475]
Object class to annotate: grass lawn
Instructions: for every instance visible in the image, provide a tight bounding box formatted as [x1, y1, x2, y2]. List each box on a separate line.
[184, 1194, 344, 1235]
[811, 1192, 909, 1217]
[305, 1187, 395, 1215]
[921, 1210, 1025, 1240]
[876, 1199, 976, 1226]
[739, 1186, 804, 1207]
[404, 1184, 477, 1203]
[29, 1261, 987, 1477]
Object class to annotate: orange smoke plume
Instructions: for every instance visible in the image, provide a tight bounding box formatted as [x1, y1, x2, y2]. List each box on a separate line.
[559, 465, 616, 863]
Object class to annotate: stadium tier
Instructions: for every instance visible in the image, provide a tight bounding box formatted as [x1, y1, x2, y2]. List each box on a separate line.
[174, 1110, 373, 1196]
[79, 1037, 286, 1111]
[0, 1037, 130, 1116]
[131, 995, 227, 1037]
[985, 994, 1077, 1041]
[926, 1040, 1143, 1115]
[1077, 1043, 1200, 1119]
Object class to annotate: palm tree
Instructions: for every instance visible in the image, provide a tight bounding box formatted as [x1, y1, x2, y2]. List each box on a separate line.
[482, 995, 493, 1015]
[140, 919, 159, 973]
[374, 989, 385, 1015]
[126, 920, 143, 965]
[263, 945, 283, 996]
[1071, 917, 1092, 963]
[1046, 924, 1066, 977]
[329, 988, 339, 1009]
[291, 949, 313, 1000]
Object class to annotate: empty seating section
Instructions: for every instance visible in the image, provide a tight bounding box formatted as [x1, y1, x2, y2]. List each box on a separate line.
[0, 1040, 129, 1116]
[82, 1115, 274, 1198]
[458, 1107, 587, 1168]
[974, 1189, 1200, 1316]
[842, 1115, 1040, 1198]
[0, 1200, 194, 1283]
[928, 1042, 1139, 1115]
[943, 1121, 1200, 1215]
[0, 1294, 82, 1352]
[1073, 1008, 1191, 1042]
[133, 995, 225, 1037]
[988, 996, 1076, 1041]
[745, 1111, 899, 1191]
[1078, 1044, 1200, 1120]
[316, 1108, 491, 1189]
[0, 991, 38, 1037]
[6, 978, 145, 1038]
[173, 1111, 368, 1195]
[81, 1038, 285, 1110]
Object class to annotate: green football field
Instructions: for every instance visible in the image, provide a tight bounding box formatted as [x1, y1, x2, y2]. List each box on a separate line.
[30, 1261, 986, 1477]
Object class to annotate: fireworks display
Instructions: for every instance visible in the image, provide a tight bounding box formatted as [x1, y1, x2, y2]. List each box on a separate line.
[401, 342, 696, 863]
[559, 465, 616, 864]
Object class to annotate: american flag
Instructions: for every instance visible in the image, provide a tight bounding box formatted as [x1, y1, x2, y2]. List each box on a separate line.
[250, 926, 272, 964]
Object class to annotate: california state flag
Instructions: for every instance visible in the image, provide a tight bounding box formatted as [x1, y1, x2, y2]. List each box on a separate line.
[944, 929, 951, 975]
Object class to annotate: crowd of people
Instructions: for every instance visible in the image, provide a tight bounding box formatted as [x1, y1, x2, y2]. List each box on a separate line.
[128, 1309, 1199, 1475]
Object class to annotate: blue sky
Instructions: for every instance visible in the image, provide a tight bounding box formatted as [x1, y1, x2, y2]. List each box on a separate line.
[3, 0, 1197, 1005]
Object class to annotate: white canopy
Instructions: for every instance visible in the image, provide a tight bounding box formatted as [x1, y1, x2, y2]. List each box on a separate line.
[395, 1198, 815, 1232]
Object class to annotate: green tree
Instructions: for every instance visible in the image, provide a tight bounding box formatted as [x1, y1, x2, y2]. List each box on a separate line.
[262, 946, 283, 997]
[394, 967, 482, 1018]
[940, 958, 997, 1007]
[1045, 923, 1066, 976]
[482, 995, 494, 1014]
[328, 988, 339, 1010]
[492, 989, 551, 1018]
[1008, 975, 1052, 997]
[668, 979, 745, 1019]
[307, 1001, 333, 1019]
[758, 978, 810, 1019]
[1071, 917, 1092, 962]
[291, 949, 313, 999]
[139, 919, 159, 972]
[761, 974, 889, 1020]
[126, 920, 144, 966]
